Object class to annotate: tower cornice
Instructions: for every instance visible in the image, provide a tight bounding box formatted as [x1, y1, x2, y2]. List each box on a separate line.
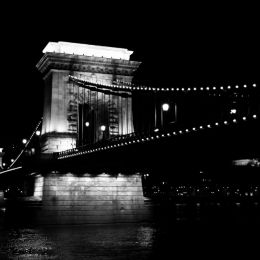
[36, 53, 141, 76]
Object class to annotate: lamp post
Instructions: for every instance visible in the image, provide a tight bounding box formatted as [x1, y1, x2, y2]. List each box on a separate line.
[161, 103, 170, 128]
[100, 125, 106, 141]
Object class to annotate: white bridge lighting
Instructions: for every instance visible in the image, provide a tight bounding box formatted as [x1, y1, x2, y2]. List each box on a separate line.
[43, 41, 133, 60]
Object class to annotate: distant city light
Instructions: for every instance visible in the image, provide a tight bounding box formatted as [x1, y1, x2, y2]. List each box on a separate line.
[253, 114, 257, 119]
[154, 128, 159, 132]
[230, 109, 237, 114]
[242, 117, 247, 120]
[162, 103, 170, 111]
[22, 139, 27, 144]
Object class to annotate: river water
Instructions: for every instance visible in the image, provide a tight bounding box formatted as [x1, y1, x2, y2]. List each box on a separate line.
[0, 201, 260, 259]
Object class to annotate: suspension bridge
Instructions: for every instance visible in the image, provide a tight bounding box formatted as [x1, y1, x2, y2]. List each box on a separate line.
[0, 41, 259, 224]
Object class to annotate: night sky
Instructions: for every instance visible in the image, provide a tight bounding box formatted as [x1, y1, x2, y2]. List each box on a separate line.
[0, 4, 258, 148]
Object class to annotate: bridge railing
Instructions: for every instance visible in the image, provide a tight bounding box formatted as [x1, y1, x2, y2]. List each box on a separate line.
[55, 130, 153, 159]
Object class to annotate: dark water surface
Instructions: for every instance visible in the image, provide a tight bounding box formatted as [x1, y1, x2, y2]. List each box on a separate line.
[1, 201, 260, 259]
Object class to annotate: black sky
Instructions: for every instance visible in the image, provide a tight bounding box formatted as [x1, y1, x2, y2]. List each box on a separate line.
[0, 3, 258, 147]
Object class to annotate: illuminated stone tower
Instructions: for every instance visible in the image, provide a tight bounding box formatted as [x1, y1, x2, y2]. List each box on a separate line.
[35, 42, 149, 225]
[36, 41, 141, 153]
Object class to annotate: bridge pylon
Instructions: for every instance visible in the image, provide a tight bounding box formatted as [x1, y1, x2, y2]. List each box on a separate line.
[37, 41, 141, 153]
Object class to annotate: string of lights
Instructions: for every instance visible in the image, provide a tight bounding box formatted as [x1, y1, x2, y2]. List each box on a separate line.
[114, 79, 258, 93]
[57, 114, 258, 160]
[8, 118, 42, 169]
[69, 76, 258, 94]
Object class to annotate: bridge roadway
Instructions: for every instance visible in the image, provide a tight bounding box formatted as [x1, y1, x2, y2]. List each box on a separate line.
[14, 116, 256, 185]
[1, 115, 259, 184]
[0, 115, 259, 225]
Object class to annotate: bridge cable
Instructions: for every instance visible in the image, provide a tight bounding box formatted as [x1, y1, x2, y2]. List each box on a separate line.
[69, 76, 132, 98]
[8, 118, 43, 169]
[70, 76, 258, 96]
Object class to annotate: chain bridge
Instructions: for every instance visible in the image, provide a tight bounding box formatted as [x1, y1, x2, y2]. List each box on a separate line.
[0, 41, 259, 224]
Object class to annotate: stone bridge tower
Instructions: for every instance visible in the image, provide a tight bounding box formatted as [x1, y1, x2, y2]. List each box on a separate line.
[36, 41, 141, 153]
[34, 42, 148, 224]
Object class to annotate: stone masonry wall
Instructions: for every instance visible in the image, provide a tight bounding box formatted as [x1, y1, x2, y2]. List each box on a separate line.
[39, 172, 149, 224]
[33, 175, 44, 198]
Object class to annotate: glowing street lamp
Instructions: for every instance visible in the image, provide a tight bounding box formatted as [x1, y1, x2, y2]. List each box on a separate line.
[161, 103, 170, 128]
[22, 139, 27, 144]
[85, 121, 90, 127]
[162, 103, 170, 111]
[36, 130, 41, 136]
[100, 125, 106, 141]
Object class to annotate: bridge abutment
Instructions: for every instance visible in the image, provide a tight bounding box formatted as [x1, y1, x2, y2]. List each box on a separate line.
[35, 172, 149, 224]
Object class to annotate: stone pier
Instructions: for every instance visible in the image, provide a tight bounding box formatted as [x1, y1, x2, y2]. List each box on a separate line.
[34, 172, 149, 224]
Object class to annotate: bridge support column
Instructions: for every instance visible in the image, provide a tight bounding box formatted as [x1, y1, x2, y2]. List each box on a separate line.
[38, 172, 149, 224]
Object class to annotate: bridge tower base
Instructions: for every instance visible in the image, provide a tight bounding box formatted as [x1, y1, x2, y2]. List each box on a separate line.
[34, 172, 149, 224]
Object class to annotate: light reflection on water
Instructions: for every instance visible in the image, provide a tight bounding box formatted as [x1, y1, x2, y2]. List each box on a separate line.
[0, 224, 157, 260]
[1, 201, 260, 259]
